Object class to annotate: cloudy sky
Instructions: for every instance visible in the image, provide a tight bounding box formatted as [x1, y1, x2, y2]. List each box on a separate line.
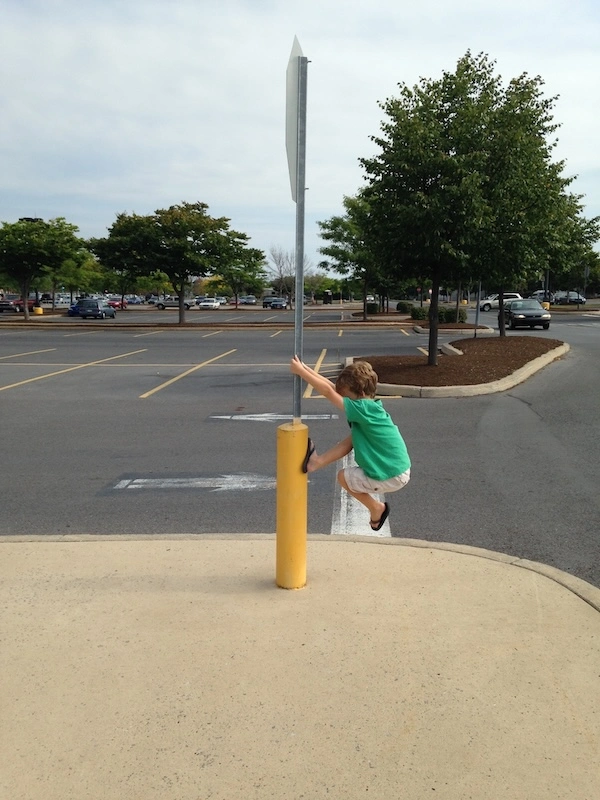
[1, 0, 598, 269]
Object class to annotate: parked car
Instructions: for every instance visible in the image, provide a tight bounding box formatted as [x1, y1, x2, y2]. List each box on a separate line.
[269, 297, 288, 309]
[67, 302, 81, 317]
[0, 294, 38, 313]
[262, 296, 278, 308]
[553, 291, 586, 305]
[239, 295, 257, 305]
[125, 294, 144, 304]
[479, 292, 522, 311]
[529, 290, 555, 303]
[499, 299, 551, 330]
[215, 296, 228, 305]
[155, 297, 195, 310]
[78, 298, 116, 319]
[198, 298, 220, 309]
[107, 296, 128, 309]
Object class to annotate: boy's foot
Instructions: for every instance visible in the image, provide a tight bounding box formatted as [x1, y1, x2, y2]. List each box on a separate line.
[370, 502, 390, 531]
[301, 438, 316, 473]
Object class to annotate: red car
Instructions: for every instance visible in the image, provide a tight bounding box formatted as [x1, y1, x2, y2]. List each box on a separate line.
[0, 294, 37, 312]
[106, 296, 128, 309]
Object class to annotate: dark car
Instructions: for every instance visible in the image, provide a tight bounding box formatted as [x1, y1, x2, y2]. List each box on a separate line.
[78, 298, 116, 319]
[262, 296, 278, 308]
[499, 299, 551, 330]
[269, 297, 288, 309]
[554, 291, 586, 305]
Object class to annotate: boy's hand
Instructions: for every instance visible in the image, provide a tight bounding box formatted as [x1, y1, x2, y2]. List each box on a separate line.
[290, 355, 304, 375]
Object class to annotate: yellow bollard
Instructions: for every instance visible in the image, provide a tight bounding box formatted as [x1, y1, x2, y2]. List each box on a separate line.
[33, 306, 43, 315]
[276, 422, 308, 589]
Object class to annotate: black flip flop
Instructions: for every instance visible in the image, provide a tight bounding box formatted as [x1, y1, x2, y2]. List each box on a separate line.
[370, 502, 390, 531]
[301, 438, 315, 473]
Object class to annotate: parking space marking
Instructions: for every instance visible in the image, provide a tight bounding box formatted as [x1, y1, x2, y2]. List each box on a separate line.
[417, 347, 429, 355]
[201, 330, 222, 338]
[0, 349, 148, 392]
[133, 330, 167, 337]
[63, 331, 101, 337]
[270, 330, 283, 337]
[338, 329, 343, 336]
[139, 349, 237, 399]
[400, 329, 410, 336]
[0, 348, 56, 360]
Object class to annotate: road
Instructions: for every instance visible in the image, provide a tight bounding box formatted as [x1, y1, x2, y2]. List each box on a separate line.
[1, 307, 599, 586]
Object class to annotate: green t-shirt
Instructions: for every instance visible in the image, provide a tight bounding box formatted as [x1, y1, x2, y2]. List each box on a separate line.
[343, 397, 411, 481]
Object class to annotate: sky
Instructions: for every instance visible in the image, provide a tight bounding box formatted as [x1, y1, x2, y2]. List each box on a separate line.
[1, 0, 598, 271]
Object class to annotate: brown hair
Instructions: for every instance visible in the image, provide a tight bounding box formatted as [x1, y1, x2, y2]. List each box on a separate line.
[335, 360, 378, 398]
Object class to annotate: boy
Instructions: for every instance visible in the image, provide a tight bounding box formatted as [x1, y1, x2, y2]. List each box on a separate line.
[290, 356, 411, 531]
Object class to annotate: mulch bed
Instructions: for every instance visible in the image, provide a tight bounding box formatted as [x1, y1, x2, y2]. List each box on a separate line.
[357, 335, 564, 386]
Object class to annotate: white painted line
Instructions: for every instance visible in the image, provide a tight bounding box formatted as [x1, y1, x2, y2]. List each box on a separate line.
[0, 348, 56, 360]
[114, 474, 275, 491]
[330, 454, 391, 537]
[210, 413, 338, 422]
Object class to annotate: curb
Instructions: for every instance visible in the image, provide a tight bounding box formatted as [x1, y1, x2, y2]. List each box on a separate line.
[2, 532, 599, 612]
[375, 342, 570, 397]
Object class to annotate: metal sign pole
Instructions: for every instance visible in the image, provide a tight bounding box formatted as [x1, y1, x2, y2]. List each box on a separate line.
[292, 54, 308, 423]
[277, 38, 309, 590]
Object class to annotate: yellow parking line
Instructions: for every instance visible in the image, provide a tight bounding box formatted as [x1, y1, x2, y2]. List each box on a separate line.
[303, 348, 327, 399]
[139, 349, 237, 399]
[270, 330, 282, 337]
[417, 347, 429, 356]
[0, 348, 56, 360]
[0, 349, 147, 392]
[338, 329, 343, 337]
[201, 330, 222, 338]
[400, 329, 410, 336]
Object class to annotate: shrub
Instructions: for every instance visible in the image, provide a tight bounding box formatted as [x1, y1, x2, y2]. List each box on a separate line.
[366, 302, 378, 314]
[439, 306, 467, 323]
[410, 306, 428, 320]
[396, 301, 412, 314]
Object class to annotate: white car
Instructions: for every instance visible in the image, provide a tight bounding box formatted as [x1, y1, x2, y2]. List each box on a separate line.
[479, 292, 522, 311]
[198, 298, 220, 309]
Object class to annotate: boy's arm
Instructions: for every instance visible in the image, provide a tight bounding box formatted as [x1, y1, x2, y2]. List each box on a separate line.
[290, 356, 344, 410]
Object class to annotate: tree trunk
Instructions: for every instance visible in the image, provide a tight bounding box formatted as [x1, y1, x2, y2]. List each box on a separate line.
[427, 271, 441, 366]
[498, 288, 506, 337]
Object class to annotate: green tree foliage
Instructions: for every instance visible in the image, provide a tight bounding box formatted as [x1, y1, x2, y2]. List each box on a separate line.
[318, 194, 384, 319]
[0, 217, 83, 319]
[91, 202, 265, 322]
[354, 51, 598, 358]
[213, 232, 267, 303]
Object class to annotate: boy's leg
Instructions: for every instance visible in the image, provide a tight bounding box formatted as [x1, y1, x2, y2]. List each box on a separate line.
[305, 435, 352, 473]
[337, 469, 387, 524]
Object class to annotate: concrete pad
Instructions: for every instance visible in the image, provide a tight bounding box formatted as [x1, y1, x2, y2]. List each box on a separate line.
[1, 537, 599, 799]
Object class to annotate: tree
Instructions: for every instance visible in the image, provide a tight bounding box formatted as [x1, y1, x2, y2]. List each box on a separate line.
[318, 194, 384, 319]
[0, 217, 82, 319]
[90, 202, 264, 323]
[213, 232, 267, 304]
[359, 51, 599, 358]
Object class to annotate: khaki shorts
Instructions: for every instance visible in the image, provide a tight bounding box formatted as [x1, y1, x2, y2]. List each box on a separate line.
[343, 467, 411, 495]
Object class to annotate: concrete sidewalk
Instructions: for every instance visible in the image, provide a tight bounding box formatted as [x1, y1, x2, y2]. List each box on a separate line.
[2, 535, 599, 800]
